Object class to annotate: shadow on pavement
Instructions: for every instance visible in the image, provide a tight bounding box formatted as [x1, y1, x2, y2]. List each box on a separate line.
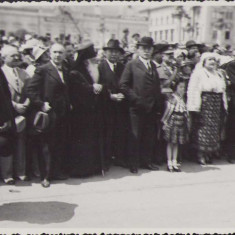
[181, 161, 221, 173]
[63, 166, 154, 186]
[0, 201, 77, 224]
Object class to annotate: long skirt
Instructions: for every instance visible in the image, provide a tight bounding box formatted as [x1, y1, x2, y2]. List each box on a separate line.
[191, 92, 224, 153]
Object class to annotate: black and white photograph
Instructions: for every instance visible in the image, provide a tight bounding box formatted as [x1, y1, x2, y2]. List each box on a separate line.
[0, 1, 235, 232]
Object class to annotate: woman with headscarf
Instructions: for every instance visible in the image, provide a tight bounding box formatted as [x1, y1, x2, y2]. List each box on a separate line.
[187, 52, 228, 165]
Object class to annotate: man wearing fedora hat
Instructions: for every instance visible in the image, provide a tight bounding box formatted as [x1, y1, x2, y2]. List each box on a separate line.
[120, 36, 161, 173]
[27, 43, 71, 187]
[99, 39, 129, 168]
[186, 40, 200, 58]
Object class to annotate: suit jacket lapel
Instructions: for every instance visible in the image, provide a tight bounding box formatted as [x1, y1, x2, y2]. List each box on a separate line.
[48, 62, 64, 85]
[136, 58, 148, 73]
[1, 65, 21, 94]
[136, 58, 154, 77]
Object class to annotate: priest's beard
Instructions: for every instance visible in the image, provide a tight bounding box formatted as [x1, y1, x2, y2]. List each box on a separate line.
[86, 59, 99, 83]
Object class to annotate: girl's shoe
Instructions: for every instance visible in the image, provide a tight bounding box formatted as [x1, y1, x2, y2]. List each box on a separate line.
[167, 160, 174, 172]
[172, 160, 181, 172]
[198, 157, 206, 165]
[173, 165, 181, 172]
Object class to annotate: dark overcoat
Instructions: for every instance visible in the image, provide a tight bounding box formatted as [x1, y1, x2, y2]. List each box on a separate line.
[69, 63, 106, 176]
[98, 59, 129, 166]
[0, 69, 16, 156]
[119, 58, 162, 167]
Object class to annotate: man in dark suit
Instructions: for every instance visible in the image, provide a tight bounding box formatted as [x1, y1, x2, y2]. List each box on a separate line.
[1, 45, 31, 184]
[119, 37, 162, 173]
[99, 39, 129, 169]
[220, 58, 235, 163]
[26, 43, 71, 187]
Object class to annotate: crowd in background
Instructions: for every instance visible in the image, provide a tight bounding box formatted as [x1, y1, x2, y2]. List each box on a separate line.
[0, 29, 235, 188]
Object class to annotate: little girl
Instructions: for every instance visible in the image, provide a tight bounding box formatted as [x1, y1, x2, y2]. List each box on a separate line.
[161, 79, 190, 172]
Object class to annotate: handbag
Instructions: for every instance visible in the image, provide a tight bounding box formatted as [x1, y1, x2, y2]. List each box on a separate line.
[15, 115, 26, 133]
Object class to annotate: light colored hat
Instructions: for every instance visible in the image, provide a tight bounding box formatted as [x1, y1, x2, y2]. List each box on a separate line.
[32, 46, 48, 61]
[25, 34, 32, 41]
[20, 38, 41, 52]
[8, 36, 15, 42]
[174, 49, 187, 58]
[219, 55, 234, 66]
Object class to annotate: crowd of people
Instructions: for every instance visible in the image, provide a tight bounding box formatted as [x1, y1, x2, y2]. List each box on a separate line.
[0, 31, 235, 188]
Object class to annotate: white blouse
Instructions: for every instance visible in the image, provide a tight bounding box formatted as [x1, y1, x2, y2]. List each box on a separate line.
[187, 68, 227, 112]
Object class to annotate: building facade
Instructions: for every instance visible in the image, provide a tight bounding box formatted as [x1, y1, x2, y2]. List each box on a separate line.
[0, 5, 148, 48]
[141, 5, 235, 47]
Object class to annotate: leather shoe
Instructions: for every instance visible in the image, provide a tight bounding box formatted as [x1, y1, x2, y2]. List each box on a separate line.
[16, 176, 30, 181]
[198, 157, 206, 165]
[52, 174, 68, 180]
[167, 166, 174, 172]
[173, 166, 181, 172]
[146, 164, 159, 171]
[41, 179, 50, 188]
[227, 158, 234, 164]
[130, 167, 138, 174]
[4, 178, 15, 185]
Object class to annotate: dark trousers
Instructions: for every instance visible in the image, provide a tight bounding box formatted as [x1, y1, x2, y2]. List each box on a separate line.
[104, 106, 129, 166]
[46, 116, 69, 179]
[27, 134, 51, 180]
[128, 108, 157, 168]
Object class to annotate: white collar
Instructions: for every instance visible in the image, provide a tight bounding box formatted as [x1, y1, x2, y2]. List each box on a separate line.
[152, 60, 161, 67]
[50, 60, 62, 70]
[2, 64, 15, 72]
[106, 59, 116, 72]
[139, 56, 151, 69]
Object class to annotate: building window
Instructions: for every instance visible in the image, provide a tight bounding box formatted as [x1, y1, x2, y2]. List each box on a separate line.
[166, 16, 169, 25]
[160, 30, 163, 41]
[212, 30, 217, 40]
[165, 30, 168, 40]
[156, 18, 158, 25]
[155, 31, 158, 41]
[225, 31, 230, 40]
[161, 17, 163, 25]
[225, 12, 233, 20]
[171, 29, 174, 41]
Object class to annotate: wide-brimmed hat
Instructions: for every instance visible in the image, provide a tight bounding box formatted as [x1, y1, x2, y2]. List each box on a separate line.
[32, 46, 49, 61]
[186, 40, 200, 49]
[103, 39, 124, 54]
[180, 59, 195, 68]
[76, 42, 97, 61]
[219, 55, 234, 67]
[174, 49, 188, 58]
[162, 44, 175, 54]
[132, 33, 140, 38]
[137, 37, 154, 48]
[153, 44, 169, 55]
[19, 39, 41, 52]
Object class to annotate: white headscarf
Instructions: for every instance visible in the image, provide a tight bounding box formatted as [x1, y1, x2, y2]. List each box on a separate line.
[194, 52, 219, 71]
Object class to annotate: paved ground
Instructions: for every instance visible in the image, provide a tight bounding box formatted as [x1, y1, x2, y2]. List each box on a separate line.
[0, 159, 235, 231]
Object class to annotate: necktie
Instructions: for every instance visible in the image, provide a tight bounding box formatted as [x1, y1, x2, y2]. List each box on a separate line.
[113, 64, 117, 73]
[147, 62, 152, 74]
[13, 68, 20, 92]
[57, 65, 63, 71]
